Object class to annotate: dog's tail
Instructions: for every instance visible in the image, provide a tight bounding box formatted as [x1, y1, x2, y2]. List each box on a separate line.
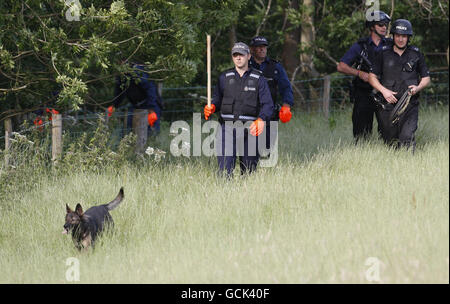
[105, 187, 124, 211]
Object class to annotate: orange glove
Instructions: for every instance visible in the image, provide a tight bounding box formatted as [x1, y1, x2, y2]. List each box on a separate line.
[204, 104, 216, 120]
[148, 111, 158, 127]
[279, 105, 292, 123]
[249, 118, 265, 137]
[33, 117, 43, 126]
[107, 106, 114, 117]
[46, 108, 59, 121]
[33, 117, 44, 131]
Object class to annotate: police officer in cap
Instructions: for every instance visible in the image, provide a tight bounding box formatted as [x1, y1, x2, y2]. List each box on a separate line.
[369, 19, 431, 150]
[204, 42, 274, 177]
[337, 11, 392, 142]
[249, 36, 293, 154]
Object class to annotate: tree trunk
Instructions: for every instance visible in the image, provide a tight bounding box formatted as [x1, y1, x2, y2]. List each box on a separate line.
[300, 0, 319, 77]
[132, 109, 148, 154]
[281, 0, 300, 78]
[229, 24, 237, 49]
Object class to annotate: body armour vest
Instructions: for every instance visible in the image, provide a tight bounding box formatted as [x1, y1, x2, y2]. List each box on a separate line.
[353, 37, 393, 90]
[380, 45, 421, 99]
[250, 58, 278, 104]
[220, 68, 262, 121]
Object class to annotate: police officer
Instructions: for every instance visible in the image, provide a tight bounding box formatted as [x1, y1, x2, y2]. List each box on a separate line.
[369, 19, 430, 150]
[249, 36, 293, 153]
[108, 63, 160, 132]
[337, 11, 392, 142]
[204, 42, 274, 177]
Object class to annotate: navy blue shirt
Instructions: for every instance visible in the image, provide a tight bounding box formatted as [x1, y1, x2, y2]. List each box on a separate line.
[340, 36, 391, 67]
[113, 64, 158, 110]
[212, 68, 274, 121]
[249, 56, 294, 107]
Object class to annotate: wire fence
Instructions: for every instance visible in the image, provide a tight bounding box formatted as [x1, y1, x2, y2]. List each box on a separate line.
[160, 71, 448, 117]
[0, 71, 448, 150]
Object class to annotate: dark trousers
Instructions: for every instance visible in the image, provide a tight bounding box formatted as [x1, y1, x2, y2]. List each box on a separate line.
[352, 87, 380, 142]
[377, 102, 419, 151]
[216, 122, 260, 177]
[264, 120, 278, 153]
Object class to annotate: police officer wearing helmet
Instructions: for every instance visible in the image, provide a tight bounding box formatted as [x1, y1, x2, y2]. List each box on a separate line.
[249, 36, 294, 154]
[204, 42, 274, 177]
[369, 19, 431, 151]
[337, 11, 392, 142]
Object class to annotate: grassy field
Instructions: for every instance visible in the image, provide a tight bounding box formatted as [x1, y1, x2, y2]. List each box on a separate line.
[0, 106, 448, 283]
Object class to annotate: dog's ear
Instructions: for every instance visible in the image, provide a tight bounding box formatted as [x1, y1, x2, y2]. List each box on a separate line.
[75, 204, 84, 216]
[66, 204, 73, 213]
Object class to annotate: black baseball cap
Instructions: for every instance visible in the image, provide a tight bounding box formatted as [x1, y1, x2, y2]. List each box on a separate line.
[250, 36, 269, 47]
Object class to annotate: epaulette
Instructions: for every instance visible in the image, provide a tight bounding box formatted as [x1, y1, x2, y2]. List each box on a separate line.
[224, 68, 236, 77]
[248, 69, 263, 80]
[381, 44, 393, 52]
[269, 58, 279, 64]
[249, 67, 263, 75]
[408, 45, 420, 53]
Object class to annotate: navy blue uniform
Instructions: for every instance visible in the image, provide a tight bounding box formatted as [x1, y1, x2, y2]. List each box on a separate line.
[113, 64, 162, 134]
[340, 36, 392, 141]
[249, 56, 293, 152]
[371, 45, 429, 150]
[249, 56, 294, 108]
[212, 68, 274, 176]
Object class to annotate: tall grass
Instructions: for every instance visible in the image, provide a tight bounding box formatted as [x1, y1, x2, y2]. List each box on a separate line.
[0, 106, 448, 283]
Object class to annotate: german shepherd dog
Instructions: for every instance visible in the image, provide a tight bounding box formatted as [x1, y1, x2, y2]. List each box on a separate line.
[63, 187, 124, 250]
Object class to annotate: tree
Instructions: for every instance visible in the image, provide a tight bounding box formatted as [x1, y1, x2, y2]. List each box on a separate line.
[0, 0, 245, 120]
[281, 0, 300, 78]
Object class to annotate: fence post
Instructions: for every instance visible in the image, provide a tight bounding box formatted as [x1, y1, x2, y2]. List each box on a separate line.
[157, 82, 163, 98]
[4, 118, 12, 168]
[132, 109, 148, 154]
[52, 113, 63, 164]
[322, 75, 331, 119]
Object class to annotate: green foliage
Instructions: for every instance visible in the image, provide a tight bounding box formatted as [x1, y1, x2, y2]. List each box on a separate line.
[0, 0, 448, 117]
[0, 0, 243, 115]
[60, 118, 140, 172]
[0, 106, 448, 283]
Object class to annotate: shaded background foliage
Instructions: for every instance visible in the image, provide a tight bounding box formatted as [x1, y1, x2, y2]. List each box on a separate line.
[0, 0, 448, 118]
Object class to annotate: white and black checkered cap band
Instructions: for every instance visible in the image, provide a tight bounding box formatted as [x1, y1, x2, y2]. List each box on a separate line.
[250, 37, 268, 46]
[231, 42, 250, 55]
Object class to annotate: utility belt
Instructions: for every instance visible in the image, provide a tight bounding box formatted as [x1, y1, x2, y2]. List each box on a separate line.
[220, 114, 258, 122]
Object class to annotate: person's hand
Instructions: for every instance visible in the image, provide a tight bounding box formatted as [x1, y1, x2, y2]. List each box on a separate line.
[107, 106, 114, 117]
[279, 105, 292, 123]
[204, 104, 216, 120]
[358, 71, 369, 82]
[46, 108, 59, 121]
[148, 111, 158, 127]
[408, 85, 419, 96]
[381, 88, 398, 104]
[33, 117, 43, 127]
[249, 118, 265, 136]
